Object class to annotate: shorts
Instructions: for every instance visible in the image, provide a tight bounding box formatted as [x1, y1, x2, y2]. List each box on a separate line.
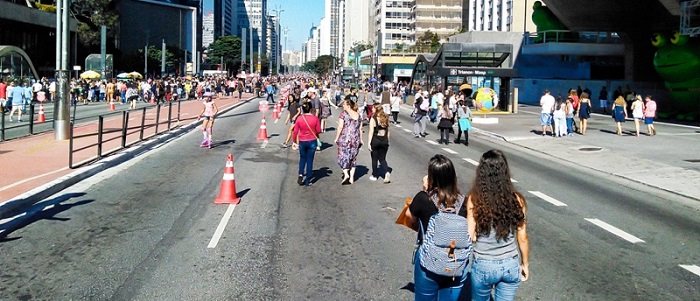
[600, 99, 608, 108]
[644, 117, 654, 124]
[12, 105, 22, 110]
[540, 113, 553, 126]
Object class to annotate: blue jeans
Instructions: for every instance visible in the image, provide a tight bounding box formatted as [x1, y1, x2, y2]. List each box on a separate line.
[566, 118, 573, 134]
[414, 251, 467, 301]
[471, 256, 521, 301]
[298, 140, 317, 186]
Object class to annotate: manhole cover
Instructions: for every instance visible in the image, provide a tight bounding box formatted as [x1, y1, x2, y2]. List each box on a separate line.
[684, 159, 700, 163]
[579, 147, 603, 152]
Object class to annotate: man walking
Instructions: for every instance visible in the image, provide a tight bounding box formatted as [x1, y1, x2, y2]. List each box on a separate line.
[540, 89, 555, 136]
[266, 82, 276, 103]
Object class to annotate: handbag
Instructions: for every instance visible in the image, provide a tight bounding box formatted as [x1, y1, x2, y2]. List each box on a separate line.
[395, 198, 418, 232]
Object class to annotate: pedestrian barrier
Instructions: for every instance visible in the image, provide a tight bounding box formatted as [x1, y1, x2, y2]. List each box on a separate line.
[0, 104, 36, 141]
[68, 100, 181, 169]
[214, 153, 241, 204]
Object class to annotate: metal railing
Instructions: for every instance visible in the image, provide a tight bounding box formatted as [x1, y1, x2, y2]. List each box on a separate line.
[68, 101, 181, 169]
[1, 104, 38, 142]
[525, 30, 623, 45]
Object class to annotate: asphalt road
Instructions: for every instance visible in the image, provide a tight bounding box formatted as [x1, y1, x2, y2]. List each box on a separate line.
[0, 98, 698, 300]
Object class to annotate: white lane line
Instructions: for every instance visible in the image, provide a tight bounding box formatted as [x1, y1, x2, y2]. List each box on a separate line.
[0, 167, 69, 193]
[260, 140, 269, 148]
[442, 148, 458, 154]
[427, 140, 439, 145]
[403, 128, 412, 133]
[208, 204, 237, 249]
[511, 178, 518, 183]
[529, 191, 568, 207]
[679, 265, 700, 277]
[584, 218, 645, 243]
[395, 124, 402, 128]
[463, 158, 479, 166]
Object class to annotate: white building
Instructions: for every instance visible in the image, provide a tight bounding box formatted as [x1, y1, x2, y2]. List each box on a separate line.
[342, 0, 370, 67]
[233, 0, 267, 55]
[302, 25, 320, 64]
[319, 17, 331, 56]
[373, 0, 413, 52]
[202, 12, 215, 49]
[412, 0, 465, 41]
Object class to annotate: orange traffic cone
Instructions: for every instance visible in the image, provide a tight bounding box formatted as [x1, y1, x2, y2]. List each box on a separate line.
[36, 104, 46, 123]
[215, 154, 241, 204]
[150, 95, 155, 104]
[272, 105, 279, 122]
[109, 101, 115, 111]
[257, 117, 268, 141]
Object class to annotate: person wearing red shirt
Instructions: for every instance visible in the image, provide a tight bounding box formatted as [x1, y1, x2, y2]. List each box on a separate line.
[293, 101, 321, 186]
[0, 79, 7, 113]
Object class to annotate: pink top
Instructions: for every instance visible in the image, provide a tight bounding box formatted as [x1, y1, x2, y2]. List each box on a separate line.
[293, 114, 321, 142]
[203, 101, 215, 116]
[644, 100, 656, 117]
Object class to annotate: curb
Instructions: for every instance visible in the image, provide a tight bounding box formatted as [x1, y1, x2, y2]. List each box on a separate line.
[0, 97, 255, 219]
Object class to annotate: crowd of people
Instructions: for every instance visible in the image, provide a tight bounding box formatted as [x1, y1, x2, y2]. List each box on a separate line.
[540, 87, 657, 137]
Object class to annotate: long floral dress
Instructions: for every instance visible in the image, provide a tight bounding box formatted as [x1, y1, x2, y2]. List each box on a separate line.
[337, 111, 362, 169]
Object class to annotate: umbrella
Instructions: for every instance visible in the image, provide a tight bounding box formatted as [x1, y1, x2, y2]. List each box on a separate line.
[116, 72, 132, 79]
[129, 71, 143, 79]
[80, 70, 101, 79]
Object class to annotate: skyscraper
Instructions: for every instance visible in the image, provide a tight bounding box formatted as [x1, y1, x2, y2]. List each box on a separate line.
[233, 0, 267, 56]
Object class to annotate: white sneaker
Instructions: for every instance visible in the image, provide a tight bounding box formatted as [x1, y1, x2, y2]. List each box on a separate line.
[383, 173, 391, 184]
[369, 176, 378, 181]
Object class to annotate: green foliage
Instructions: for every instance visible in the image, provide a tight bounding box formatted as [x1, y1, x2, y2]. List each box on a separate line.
[71, 0, 120, 46]
[302, 55, 338, 77]
[415, 31, 441, 53]
[36, 3, 56, 13]
[207, 35, 243, 72]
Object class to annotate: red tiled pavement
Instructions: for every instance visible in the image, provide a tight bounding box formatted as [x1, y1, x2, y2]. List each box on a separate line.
[0, 93, 254, 203]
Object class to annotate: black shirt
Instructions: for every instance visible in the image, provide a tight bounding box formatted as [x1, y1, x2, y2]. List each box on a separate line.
[409, 191, 466, 243]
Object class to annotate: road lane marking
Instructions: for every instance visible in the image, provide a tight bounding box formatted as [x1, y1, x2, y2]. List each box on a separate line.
[0, 167, 69, 193]
[260, 140, 269, 148]
[403, 129, 412, 133]
[584, 218, 645, 243]
[442, 148, 458, 154]
[529, 191, 568, 207]
[463, 158, 479, 166]
[680, 265, 700, 277]
[511, 179, 518, 183]
[208, 204, 237, 249]
[395, 124, 402, 128]
[426, 140, 439, 145]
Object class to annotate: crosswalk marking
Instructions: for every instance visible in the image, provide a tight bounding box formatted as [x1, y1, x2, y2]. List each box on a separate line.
[680, 265, 700, 277]
[463, 158, 479, 166]
[529, 191, 568, 207]
[584, 218, 645, 243]
[442, 148, 458, 154]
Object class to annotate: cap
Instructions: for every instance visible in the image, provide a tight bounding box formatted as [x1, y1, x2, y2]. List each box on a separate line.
[307, 87, 317, 94]
[422, 91, 429, 96]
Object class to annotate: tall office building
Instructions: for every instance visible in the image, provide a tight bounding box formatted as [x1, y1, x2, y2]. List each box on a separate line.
[321, 0, 344, 59]
[203, 12, 215, 48]
[233, 0, 267, 56]
[412, 0, 465, 41]
[303, 25, 320, 63]
[266, 14, 280, 72]
[202, 0, 234, 40]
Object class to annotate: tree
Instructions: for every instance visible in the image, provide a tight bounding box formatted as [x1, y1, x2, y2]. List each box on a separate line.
[414, 30, 441, 53]
[207, 35, 242, 73]
[71, 0, 119, 47]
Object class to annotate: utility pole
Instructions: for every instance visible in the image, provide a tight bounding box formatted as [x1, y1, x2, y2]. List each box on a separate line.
[54, 0, 70, 140]
[161, 39, 166, 76]
[271, 6, 284, 75]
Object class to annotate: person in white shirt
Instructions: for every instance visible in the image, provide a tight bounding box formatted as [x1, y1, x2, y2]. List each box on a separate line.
[540, 89, 555, 136]
[32, 81, 43, 102]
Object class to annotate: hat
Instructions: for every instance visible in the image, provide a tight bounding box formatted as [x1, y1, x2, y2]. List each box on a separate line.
[307, 87, 317, 94]
[422, 91, 429, 96]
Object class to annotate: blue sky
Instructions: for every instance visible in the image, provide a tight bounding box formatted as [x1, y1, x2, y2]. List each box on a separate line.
[268, 0, 324, 52]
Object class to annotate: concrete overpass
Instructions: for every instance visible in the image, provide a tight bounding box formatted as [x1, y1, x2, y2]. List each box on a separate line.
[541, 0, 684, 81]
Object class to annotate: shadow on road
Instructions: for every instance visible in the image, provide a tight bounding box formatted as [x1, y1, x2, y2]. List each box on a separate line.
[0, 192, 92, 242]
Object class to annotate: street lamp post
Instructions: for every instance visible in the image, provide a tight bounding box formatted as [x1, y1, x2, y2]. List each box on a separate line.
[272, 6, 284, 75]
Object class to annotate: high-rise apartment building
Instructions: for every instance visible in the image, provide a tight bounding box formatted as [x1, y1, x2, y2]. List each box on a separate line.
[373, 0, 414, 51]
[321, 0, 344, 59]
[266, 14, 280, 72]
[343, 0, 370, 66]
[203, 12, 215, 48]
[467, 0, 510, 32]
[411, 0, 465, 41]
[202, 0, 235, 42]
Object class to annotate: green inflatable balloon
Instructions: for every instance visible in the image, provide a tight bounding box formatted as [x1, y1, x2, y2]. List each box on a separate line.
[652, 32, 700, 120]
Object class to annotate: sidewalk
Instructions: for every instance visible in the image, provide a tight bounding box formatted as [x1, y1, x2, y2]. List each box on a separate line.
[470, 104, 700, 201]
[0, 93, 256, 217]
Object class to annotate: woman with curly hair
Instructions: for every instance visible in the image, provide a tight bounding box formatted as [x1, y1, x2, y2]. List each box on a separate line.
[367, 104, 391, 183]
[467, 149, 529, 301]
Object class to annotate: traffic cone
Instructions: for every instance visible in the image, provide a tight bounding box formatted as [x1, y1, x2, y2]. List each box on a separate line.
[215, 154, 241, 204]
[150, 95, 155, 104]
[272, 104, 279, 122]
[36, 104, 46, 123]
[257, 116, 268, 141]
[109, 101, 115, 111]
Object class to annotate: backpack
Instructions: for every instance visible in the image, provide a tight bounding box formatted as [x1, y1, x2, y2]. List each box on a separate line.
[419, 194, 472, 279]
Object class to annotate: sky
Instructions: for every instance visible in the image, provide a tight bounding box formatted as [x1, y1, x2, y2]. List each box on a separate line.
[268, 0, 325, 52]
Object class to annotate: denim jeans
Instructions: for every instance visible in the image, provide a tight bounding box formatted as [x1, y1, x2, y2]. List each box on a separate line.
[414, 114, 427, 136]
[566, 117, 574, 134]
[471, 256, 521, 301]
[414, 251, 467, 301]
[298, 140, 317, 186]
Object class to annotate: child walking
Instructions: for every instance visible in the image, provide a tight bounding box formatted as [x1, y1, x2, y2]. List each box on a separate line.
[198, 96, 218, 148]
